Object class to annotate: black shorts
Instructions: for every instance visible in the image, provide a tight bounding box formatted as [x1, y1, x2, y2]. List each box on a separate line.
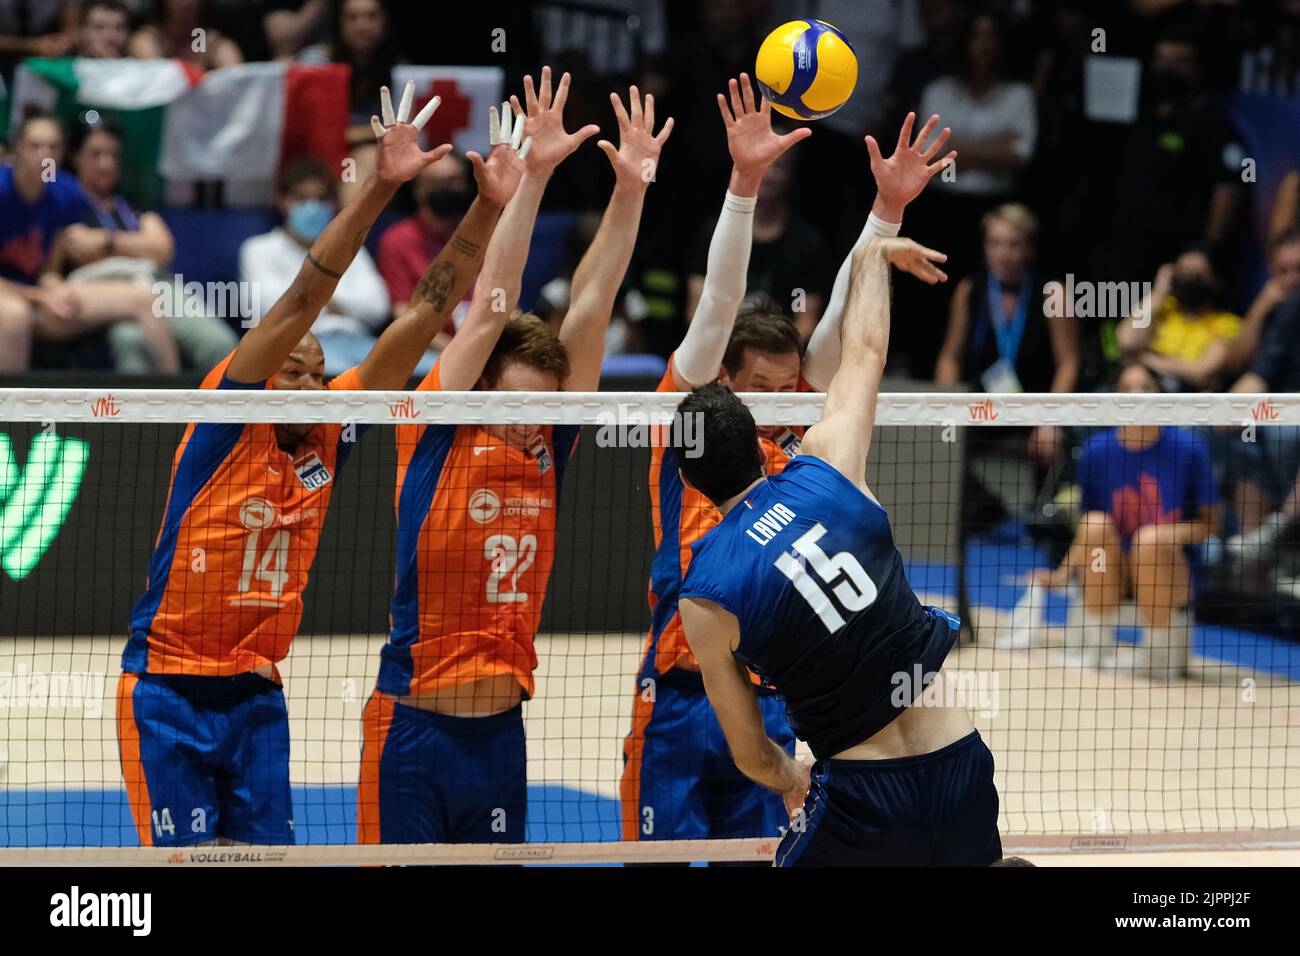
[774, 730, 1002, 866]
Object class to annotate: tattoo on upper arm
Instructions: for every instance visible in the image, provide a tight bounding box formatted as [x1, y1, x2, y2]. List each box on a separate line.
[305, 251, 343, 280]
[416, 262, 458, 311]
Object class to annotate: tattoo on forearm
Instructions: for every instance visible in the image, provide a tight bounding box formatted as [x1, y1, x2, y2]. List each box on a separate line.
[449, 235, 482, 257]
[416, 262, 458, 311]
[305, 251, 343, 279]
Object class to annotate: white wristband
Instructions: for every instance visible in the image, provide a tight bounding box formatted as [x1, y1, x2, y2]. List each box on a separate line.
[723, 191, 757, 214]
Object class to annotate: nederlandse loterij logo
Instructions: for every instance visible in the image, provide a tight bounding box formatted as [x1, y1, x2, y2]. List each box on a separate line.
[0, 433, 89, 581]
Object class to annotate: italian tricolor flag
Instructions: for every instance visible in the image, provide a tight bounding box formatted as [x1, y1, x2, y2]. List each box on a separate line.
[8, 58, 351, 207]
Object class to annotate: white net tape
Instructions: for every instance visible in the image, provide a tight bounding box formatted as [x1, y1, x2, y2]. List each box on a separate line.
[0, 388, 1293, 426]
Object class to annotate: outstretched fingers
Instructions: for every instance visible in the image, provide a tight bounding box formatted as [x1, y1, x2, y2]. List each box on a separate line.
[628, 84, 643, 127]
[610, 89, 631, 129]
[716, 92, 735, 127]
[921, 126, 952, 163]
[928, 149, 958, 179]
[380, 85, 396, 127]
[396, 80, 415, 123]
[739, 73, 757, 114]
[896, 111, 915, 152]
[728, 78, 744, 119]
[411, 94, 441, 132]
[910, 113, 940, 153]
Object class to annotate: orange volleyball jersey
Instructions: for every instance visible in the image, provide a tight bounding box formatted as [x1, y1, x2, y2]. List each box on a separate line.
[377, 362, 580, 699]
[642, 357, 804, 676]
[123, 355, 363, 680]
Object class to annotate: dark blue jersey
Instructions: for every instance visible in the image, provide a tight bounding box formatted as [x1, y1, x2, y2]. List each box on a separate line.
[678, 455, 959, 759]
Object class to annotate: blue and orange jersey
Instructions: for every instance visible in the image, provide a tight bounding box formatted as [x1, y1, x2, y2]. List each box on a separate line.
[123, 354, 362, 680]
[377, 362, 580, 700]
[642, 356, 804, 677]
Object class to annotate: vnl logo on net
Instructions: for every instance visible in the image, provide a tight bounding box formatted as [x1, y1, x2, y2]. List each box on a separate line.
[152, 275, 262, 326]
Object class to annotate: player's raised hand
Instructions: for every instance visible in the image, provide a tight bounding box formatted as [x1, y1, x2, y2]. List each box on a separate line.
[467, 102, 532, 208]
[870, 235, 949, 285]
[718, 73, 811, 178]
[370, 80, 454, 185]
[508, 66, 601, 175]
[597, 85, 674, 190]
[865, 112, 956, 221]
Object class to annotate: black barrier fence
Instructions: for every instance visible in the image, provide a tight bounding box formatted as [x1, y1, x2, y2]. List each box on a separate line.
[0, 417, 962, 640]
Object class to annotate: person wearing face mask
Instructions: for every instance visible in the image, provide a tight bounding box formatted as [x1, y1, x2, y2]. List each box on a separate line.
[1116, 248, 1241, 392]
[239, 156, 390, 376]
[376, 152, 475, 353]
[1104, 26, 1245, 284]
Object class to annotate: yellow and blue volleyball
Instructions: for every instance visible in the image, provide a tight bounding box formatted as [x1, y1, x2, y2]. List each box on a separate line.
[754, 19, 858, 121]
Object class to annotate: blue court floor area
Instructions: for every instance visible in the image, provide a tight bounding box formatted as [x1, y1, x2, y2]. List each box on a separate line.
[0, 784, 620, 848]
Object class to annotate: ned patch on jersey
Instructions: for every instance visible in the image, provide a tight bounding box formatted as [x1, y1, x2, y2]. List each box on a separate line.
[777, 429, 802, 457]
[293, 451, 333, 490]
[533, 443, 554, 475]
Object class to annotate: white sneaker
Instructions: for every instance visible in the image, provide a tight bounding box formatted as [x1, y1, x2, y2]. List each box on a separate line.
[1225, 513, 1289, 561]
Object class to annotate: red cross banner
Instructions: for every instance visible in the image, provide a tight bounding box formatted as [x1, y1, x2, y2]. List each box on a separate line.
[391, 66, 505, 159]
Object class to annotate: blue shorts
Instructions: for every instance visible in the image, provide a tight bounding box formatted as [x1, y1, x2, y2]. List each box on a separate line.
[775, 730, 1002, 867]
[116, 671, 293, 847]
[622, 670, 795, 841]
[358, 691, 526, 844]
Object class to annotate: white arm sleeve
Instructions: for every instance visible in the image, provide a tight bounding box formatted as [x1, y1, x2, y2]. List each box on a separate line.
[672, 190, 757, 388]
[801, 212, 902, 390]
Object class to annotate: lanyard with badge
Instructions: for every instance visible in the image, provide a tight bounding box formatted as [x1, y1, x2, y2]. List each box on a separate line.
[980, 273, 1032, 393]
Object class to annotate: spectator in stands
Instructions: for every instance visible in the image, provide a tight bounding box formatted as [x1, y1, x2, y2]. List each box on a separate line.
[0, 0, 74, 71]
[376, 152, 473, 352]
[131, 0, 243, 70]
[917, 12, 1037, 276]
[1103, 25, 1245, 284]
[264, 0, 331, 60]
[1227, 228, 1300, 374]
[46, 116, 236, 372]
[1029, 361, 1220, 679]
[685, 144, 832, 344]
[935, 203, 1077, 466]
[1224, 237, 1300, 563]
[1271, 171, 1299, 245]
[1116, 248, 1241, 391]
[75, 0, 131, 58]
[239, 156, 388, 376]
[0, 113, 178, 373]
[299, 0, 402, 205]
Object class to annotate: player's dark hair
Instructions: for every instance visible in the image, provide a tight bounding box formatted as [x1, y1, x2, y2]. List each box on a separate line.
[69, 112, 123, 156]
[671, 382, 764, 506]
[989, 856, 1036, 867]
[16, 109, 64, 144]
[279, 155, 337, 199]
[80, 0, 129, 23]
[722, 309, 801, 378]
[482, 312, 571, 388]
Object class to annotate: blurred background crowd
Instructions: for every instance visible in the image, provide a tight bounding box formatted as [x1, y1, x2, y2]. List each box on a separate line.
[3, 1, 1300, 614]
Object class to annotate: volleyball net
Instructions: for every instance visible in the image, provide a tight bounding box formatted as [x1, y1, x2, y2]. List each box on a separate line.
[0, 387, 1297, 864]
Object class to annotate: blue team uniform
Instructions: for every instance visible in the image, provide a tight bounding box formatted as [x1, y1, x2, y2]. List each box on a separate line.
[679, 455, 1002, 866]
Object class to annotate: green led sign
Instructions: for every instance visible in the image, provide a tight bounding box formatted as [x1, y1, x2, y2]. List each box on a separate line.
[0, 433, 89, 581]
